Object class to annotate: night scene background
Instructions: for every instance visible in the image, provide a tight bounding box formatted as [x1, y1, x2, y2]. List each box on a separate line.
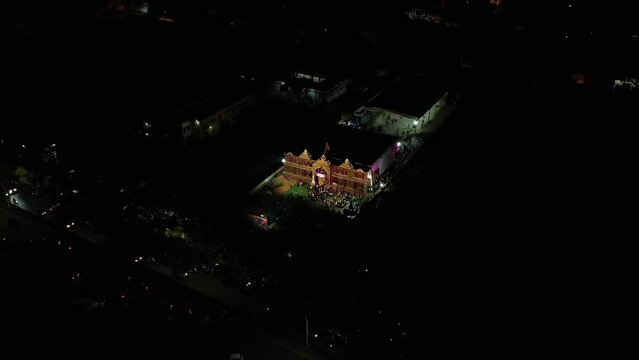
[1, 1, 638, 359]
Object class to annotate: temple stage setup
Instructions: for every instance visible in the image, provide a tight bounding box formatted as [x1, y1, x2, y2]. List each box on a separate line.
[283, 129, 400, 195]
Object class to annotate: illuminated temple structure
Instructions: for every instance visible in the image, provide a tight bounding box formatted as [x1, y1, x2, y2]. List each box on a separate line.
[283, 129, 399, 195]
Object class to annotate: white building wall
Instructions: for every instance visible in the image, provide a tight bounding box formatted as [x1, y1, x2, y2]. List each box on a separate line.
[181, 93, 256, 145]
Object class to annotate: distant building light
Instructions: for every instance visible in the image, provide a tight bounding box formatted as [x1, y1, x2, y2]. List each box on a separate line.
[413, 120, 418, 126]
[281, 158, 286, 163]
[194, 120, 200, 126]
[397, 142, 401, 147]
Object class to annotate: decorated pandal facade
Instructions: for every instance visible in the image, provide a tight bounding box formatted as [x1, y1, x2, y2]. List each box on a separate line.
[283, 150, 371, 195]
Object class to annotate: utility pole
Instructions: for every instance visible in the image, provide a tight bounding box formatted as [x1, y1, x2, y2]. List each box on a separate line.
[304, 314, 309, 348]
[1, 183, 10, 207]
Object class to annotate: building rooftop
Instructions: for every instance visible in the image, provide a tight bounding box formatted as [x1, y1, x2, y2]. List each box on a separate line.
[288, 127, 397, 169]
[367, 75, 443, 118]
[173, 76, 256, 122]
[283, 44, 352, 84]
[144, 75, 256, 138]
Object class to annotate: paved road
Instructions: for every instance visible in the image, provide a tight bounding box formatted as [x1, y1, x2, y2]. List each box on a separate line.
[0, 203, 319, 360]
[2, 173, 330, 358]
[7, 191, 48, 215]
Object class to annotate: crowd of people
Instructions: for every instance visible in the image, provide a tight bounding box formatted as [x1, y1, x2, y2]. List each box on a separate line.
[257, 134, 425, 223]
[374, 135, 422, 194]
[308, 183, 362, 215]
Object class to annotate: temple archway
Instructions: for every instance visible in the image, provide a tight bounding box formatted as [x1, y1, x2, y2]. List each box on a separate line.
[311, 155, 331, 187]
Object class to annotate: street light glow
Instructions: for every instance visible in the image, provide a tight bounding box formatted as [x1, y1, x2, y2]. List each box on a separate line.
[397, 142, 401, 147]
[281, 158, 286, 164]
[413, 120, 418, 126]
